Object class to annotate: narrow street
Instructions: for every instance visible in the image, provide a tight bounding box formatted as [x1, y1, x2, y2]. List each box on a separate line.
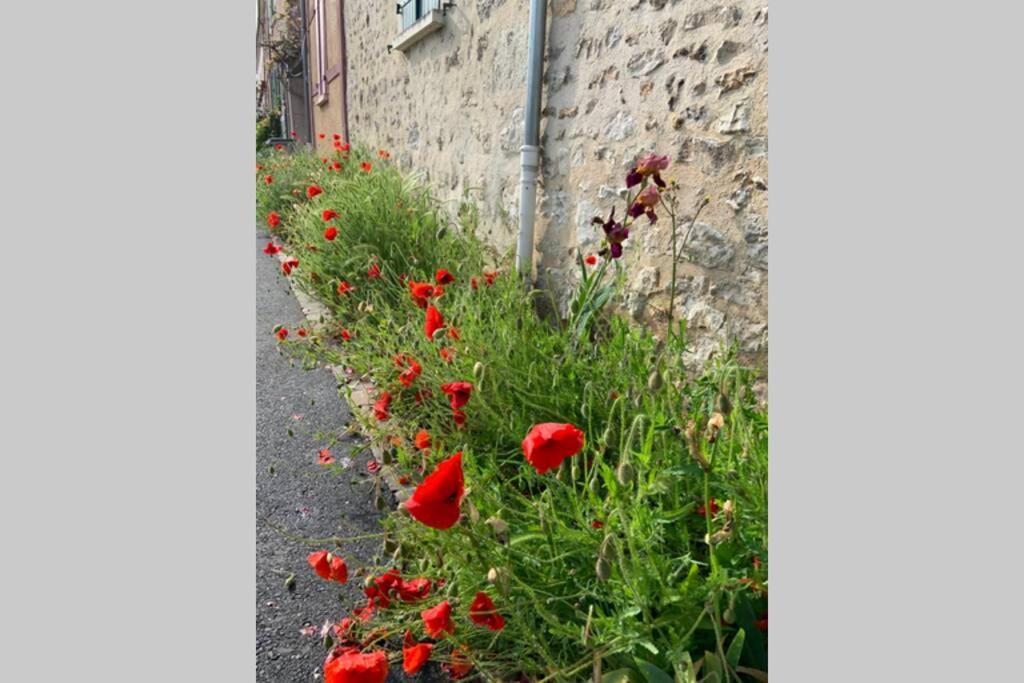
[255, 229, 390, 681]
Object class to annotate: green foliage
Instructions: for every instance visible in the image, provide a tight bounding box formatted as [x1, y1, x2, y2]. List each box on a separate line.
[257, 147, 768, 682]
[256, 112, 281, 150]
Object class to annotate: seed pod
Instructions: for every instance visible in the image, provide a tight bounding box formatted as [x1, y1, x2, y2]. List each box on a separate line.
[556, 460, 569, 482]
[431, 327, 447, 342]
[486, 516, 509, 544]
[487, 567, 510, 595]
[473, 362, 485, 382]
[595, 557, 612, 582]
[588, 477, 602, 495]
[436, 226, 448, 240]
[616, 461, 635, 486]
[571, 460, 581, 480]
[647, 369, 663, 392]
[722, 608, 736, 624]
[599, 534, 617, 562]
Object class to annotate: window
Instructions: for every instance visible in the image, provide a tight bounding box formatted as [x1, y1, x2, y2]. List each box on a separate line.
[312, 0, 328, 104]
[398, 0, 439, 33]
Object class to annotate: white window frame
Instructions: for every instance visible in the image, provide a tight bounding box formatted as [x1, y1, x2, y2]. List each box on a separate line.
[312, 0, 328, 105]
[392, 0, 445, 53]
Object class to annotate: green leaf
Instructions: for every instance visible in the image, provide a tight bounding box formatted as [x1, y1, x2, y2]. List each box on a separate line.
[702, 652, 723, 682]
[636, 660, 674, 683]
[602, 669, 642, 683]
[725, 629, 745, 669]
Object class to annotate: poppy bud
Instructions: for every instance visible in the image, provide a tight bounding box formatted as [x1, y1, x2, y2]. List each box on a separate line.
[473, 362, 485, 382]
[599, 534, 617, 562]
[723, 608, 736, 624]
[647, 369, 663, 392]
[487, 567, 510, 595]
[588, 477, 602, 495]
[364, 576, 376, 589]
[571, 460, 580, 479]
[555, 460, 569, 482]
[465, 500, 480, 525]
[595, 557, 612, 582]
[322, 631, 333, 651]
[391, 546, 402, 563]
[486, 516, 509, 544]
[431, 327, 446, 342]
[717, 390, 732, 416]
[436, 226, 448, 240]
[616, 461, 635, 486]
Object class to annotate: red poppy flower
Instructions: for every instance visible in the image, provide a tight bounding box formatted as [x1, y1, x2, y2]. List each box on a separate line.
[452, 409, 467, 426]
[323, 209, 339, 221]
[264, 175, 273, 185]
[324, 226, 338, 241]
[439, 347, 454, 363]
[447, 327, 460, 340]
[393, 353, 409, 368]
[361, 162, 372, 172]
[256, 164, 264, 171]
[404, 452, 464, 529]
[696, 498, 720, 518]
[323, 647, 388, 683]
[296, 328, 308, 337]
[591, 520, 604, 529]
[307, 185, 323, 198]
[420, 600, 455, 638]
[468, 591, 505, 631]
[470, 277, 478, 290]
[397, 577, 431, 602]
[366, 460, 380, 474]
[435, 269, 455, 285]
[522, 423, 586, 475]
[373, 392, 391, 421]
[424, 305, 445, 340]
[333, 134, 341, 141]
[318, 133, 326, 139]
[341, 329, 352, 342]
[332, 618, 353, 641]
[263, 241, 281, 255]
[308, 550, 330, 579]
[753, 555, 762, 570]
[336, 280, 353, 295]
[397, 475, 410, 485]
[275, 327, 289, 341]
[444, 646, 473, 679]
[317, 448, 335, 465]
[275, 144, 283, 151]
[341, 143, 351, 152]
[281, 258, 299, 275]
[408, 281, 439, 309]
[440, 382, 473, 410]
[367, 262, 381, 279]
[755, 612, 768, 632]
[329, 555, 348, 583]
[332, 161, 342, 171]
[352, 600, 375, 622]
[483, 271, 498, 286]
[413, 430, 431, 451]
[402, 630, 432, 674]
[413, 389, 432, 404]
[267, 211, 281, 228]
[399, 358, 422, 387]
[585, 254, 598, 265]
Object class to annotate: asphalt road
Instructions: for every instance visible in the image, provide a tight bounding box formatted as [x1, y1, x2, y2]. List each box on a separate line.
[255, 231, 414, 681]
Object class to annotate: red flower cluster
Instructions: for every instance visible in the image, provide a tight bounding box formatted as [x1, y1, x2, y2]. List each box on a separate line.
[522, 423, 585, 474]
[404, 452, 464, 529]
[307, 550, 348, 584]
[373, 392, 391, 421]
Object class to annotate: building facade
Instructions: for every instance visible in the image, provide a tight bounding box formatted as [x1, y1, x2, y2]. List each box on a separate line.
[283, 0, 768, 370]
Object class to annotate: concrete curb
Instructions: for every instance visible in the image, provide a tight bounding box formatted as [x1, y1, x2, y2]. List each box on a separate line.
[270, 246, 414, 503]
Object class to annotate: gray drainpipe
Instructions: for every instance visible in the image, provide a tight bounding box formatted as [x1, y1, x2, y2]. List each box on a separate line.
[515, 0, 548, 281]
[299, 0, 313, 146]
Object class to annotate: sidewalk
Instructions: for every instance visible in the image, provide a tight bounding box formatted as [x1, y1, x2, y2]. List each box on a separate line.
[255, 230, 389, 681]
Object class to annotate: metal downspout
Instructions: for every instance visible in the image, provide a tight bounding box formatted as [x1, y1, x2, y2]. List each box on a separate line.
[515, 0, 548, 281]
[300, 0, 313, 146]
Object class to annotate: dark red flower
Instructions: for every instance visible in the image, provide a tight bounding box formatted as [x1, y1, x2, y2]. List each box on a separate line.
[308, 550, 330, 579]
[323, 209, 339, 221]
[696, 498, 720, 517]
[468, 591, 505, 631]
[307, 185, 323, 198]
[332, 617, 353, 640]
[585, 254, 597, 265]
[275, 327, 289, 341]
[435, 269, 455, 285]
[424, 305, 445, 340]
[440, 382, 473, 410]
[281, 258, 299, 276]
[297, 328, 308, 337]
[404, 452, 464, 530]
[413, 430, 431, 451]
[402, 630, 432, 674]
[470, 276, 478, 290]
[336, 281, 353, 295]
[324, 226, 338, 241]
[397, 577, 431, 602]
[360, 162, 372, 172]
[341, 143, 351, 152]
[591, 520, 604, 529]
[452, 409, 467, 426]
[267, 211, 281, 228]
[483, 271, 498, 286]
[317, 448, 335, 465]
[420, 600, 455, 638]
[373, 568, 402, 598]
[275, 144, 283, 151]
[439, 347, 454, 363]
[399, 358, 422, 387]
[374, 392, 391, 421]
[323, 647, 388, 683]
[522, 423, 586, 475]
[318, 133, 326, 140]
[264, 175, 273, 185]
[341, 329, 352, 341]
[367, 262, 381, 279]
[408, 281, 440, 309]
[263, 241, 281, 255]
[332, 161, 342, 171]
[333, 134, 341, 141]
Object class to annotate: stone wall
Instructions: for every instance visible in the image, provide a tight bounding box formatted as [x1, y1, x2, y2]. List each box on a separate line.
[344, 0, 768, 370]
